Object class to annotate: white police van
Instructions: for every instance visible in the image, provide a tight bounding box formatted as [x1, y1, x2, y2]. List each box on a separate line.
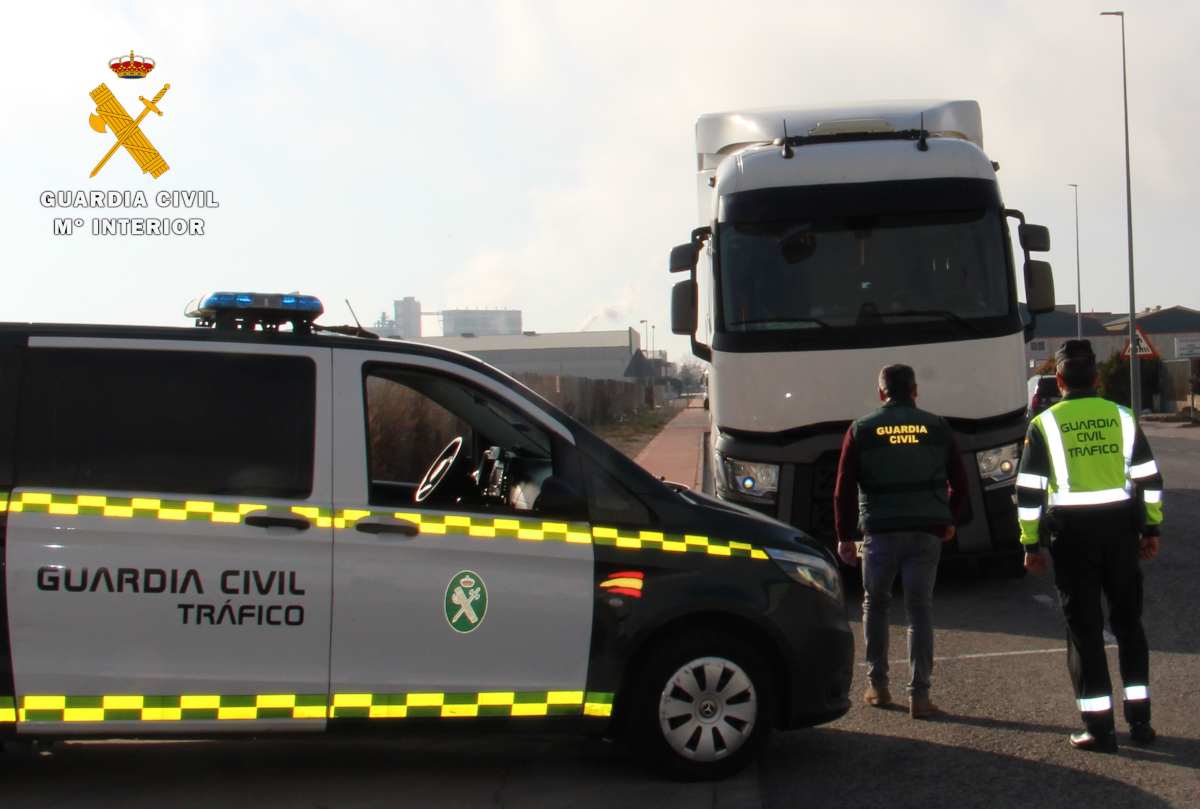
[0, 294, 852, 779]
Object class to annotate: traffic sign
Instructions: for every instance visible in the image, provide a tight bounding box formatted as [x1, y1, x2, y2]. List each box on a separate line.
[1121, 325, 1159, 359]
[1177, 336, 1200, 359]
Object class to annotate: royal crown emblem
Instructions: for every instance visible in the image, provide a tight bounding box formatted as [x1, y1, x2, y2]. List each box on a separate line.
[109, 50, 155, 79]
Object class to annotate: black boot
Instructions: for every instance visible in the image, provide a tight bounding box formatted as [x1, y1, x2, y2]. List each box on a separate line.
[1123, 693, 1152, 745]
[1070, 729, 1119, 753]
[1071, 706, 1118, 753]
[1129, 722, 1156, 746]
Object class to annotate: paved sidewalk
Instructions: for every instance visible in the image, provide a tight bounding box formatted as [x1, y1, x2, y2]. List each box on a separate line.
[633, 400, 707, 489]
[1142, 420, 1200, 441]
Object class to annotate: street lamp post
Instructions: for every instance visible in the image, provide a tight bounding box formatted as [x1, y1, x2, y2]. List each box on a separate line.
[1068, 183, 1082, 338]
[1101, 10, 1141, 417]
[639, 319, 648, 354]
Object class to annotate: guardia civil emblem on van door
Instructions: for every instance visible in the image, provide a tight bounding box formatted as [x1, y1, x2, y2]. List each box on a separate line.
[445, 571, 487, 633]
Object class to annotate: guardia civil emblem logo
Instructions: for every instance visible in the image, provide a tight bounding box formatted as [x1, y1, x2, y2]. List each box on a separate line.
[87, 50, 171, 178]
[445, 570, 487, 633]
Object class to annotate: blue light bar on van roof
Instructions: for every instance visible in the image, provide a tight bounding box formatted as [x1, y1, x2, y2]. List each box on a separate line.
[186, 292, 324, 321]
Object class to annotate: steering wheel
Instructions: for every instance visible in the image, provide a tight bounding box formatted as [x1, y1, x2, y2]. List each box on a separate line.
[415, 436, 466, 504]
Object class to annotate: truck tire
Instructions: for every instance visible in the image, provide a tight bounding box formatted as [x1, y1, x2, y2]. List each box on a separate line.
[631, 629, 772, 780]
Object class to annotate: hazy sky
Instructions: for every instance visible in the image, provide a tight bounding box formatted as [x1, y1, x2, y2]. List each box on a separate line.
[3, 1, 1197, 361]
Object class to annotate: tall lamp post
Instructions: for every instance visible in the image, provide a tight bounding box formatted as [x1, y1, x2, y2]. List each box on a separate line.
[639, 319, 648, 354]
[1102, 10, 1141, 417]
[1068, 183, 1082, 338]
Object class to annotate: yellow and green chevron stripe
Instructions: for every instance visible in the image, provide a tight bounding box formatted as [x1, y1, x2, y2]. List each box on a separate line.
[1, 492, 281, 524]
[329, 690, 613, 719]
[0, 691, 614, 723]
[1, 491, 767, 561]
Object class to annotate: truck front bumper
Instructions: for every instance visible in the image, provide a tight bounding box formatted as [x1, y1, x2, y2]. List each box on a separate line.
[712, 423, 1025, 558]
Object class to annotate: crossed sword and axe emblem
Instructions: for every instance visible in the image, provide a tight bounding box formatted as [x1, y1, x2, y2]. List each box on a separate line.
[450, 576, 483, 626]
[87, 82, 171, 178]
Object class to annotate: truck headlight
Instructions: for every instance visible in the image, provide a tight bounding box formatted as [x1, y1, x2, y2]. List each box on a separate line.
[976, 442, 1020, 485]
[714, 453, 779, 503]
[765, 547, 843, 602]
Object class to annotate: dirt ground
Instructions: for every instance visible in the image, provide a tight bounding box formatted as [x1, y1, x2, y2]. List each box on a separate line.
[591, 400, 685, 458]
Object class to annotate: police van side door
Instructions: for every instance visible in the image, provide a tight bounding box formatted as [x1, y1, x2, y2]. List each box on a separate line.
[5, 338, 334, 734]
[328, 350, 596, 721]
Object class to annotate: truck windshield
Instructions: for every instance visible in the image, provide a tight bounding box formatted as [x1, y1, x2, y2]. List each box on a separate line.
[719, 208, 1009, 333]
[713, 178, 1018, 349]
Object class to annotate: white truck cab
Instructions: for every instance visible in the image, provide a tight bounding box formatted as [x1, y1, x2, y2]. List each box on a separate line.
[0, 293, 853, 779]
[670, 101, 1056, 568]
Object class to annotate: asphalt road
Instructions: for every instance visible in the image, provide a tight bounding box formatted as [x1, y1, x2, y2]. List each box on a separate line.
[3, 425, 1197, 808]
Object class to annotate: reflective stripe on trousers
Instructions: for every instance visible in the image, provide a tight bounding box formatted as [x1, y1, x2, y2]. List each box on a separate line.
[1124, 685, 1149, 701]
[1078, 695, 1112, 712]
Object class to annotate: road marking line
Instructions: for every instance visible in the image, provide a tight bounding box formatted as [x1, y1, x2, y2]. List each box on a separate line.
[859, 645, 1117, 667]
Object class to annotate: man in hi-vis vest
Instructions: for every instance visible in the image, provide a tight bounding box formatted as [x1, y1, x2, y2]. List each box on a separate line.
[1018, 339, 1164, 753]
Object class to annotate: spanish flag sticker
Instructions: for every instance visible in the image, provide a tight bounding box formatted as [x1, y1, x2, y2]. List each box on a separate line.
[599, 570, 645, 599]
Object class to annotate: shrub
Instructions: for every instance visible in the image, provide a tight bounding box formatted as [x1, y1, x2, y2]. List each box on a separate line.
[1097, 351, 1162, 408]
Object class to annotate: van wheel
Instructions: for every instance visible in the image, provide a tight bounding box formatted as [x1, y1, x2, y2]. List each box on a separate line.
[632, 630, 771, 780]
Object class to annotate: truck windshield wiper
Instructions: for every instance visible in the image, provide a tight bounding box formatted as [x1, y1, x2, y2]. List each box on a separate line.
[728, 317, 830, 330]
[873, 309, 982, 335]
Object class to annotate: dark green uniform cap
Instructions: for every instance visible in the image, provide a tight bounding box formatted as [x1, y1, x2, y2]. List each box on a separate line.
[1055, 339, 1095, 367]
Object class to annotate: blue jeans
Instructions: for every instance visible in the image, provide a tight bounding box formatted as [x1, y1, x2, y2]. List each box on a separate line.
[861, 531, 943, 696]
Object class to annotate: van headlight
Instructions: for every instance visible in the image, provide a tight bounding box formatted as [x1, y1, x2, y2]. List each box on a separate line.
[976, 442, 1020, 484]
[714, 452, 779, 503]
[765, 547, 843, 602]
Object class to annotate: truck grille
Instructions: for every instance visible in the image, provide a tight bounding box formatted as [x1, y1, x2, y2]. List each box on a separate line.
[800, 451, 840, 542]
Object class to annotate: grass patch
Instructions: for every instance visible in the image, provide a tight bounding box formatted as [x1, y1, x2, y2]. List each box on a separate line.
[592, 403, 684, 459]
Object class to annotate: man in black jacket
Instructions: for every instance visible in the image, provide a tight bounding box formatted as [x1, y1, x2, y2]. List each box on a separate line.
[835, 364, 968, 718]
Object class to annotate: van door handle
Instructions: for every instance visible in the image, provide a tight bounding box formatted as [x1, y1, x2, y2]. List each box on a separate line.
[354, 516, 421, 537]
[244, 509, 312, 531]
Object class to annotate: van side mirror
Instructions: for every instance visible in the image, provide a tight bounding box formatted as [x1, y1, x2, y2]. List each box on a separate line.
[1025, 260, 1055, 314]
[669, 242, 700, 273]
[1019, 224, 1050, 252]
[671, 279, 698, 335]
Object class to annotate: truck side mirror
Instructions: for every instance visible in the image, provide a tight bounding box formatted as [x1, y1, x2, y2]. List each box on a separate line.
[669, 242, 700, 273]
[1025, 260, 1055, 314]
[671, 279, 698, 334]
[1018, 224, 1050, 252]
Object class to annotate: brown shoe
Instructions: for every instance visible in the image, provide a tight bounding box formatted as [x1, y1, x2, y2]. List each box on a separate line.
[909, 695, 941, 719]
[864, 683, 892, 707]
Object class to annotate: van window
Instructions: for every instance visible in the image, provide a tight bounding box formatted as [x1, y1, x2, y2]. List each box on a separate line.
[363, 365, 564, 514]
[365, 374, 472, 489]
[17, 349, 315, 498]
[582, 453, 651, 526]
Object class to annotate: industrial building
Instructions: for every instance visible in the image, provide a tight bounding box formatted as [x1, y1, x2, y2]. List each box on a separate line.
[441, 308, 522, 337]
[372, 299, 521, 339]
[1026, 305, 1200, 372]
[410, 329, 645, 382]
